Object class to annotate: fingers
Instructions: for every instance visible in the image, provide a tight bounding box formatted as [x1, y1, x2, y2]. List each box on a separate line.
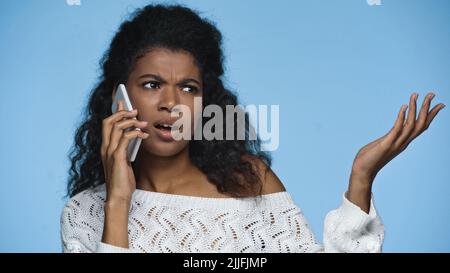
[394, 93, 418, 148]
[417, 93, 435, 128]
[107, 118, 148, 158]
[390, 92, 445, 150]
[383, 103, 408, 145]
[406, 92, 435, 142]
[101, 100, 138, 158]
[118, 98, 124, 111]
[114, 130, 149, 160]
[424, 102, 446, 130]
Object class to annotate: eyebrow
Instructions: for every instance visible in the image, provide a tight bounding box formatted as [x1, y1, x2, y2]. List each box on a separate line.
[138, 73, 201, 86]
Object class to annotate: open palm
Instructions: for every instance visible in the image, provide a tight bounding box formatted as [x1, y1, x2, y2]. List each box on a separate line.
[352, 92, 445, 181]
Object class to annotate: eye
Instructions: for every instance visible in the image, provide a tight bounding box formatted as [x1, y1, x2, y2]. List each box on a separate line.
[181, 85, 198, 93]
[143, 81, 160, 90]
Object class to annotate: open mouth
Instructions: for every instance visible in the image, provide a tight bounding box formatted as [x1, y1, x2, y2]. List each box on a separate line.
[154, 123, 173, 131]
[154, 123, 182, 131]
[153, 122, 183, 143]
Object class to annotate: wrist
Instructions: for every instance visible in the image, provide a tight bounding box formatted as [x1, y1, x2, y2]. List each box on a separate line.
[102, 197, 130, 247]
[348, 171, 372, 204]
[102, 191, 131, 249]
[348, 179, 372, 197]
[104, 196, 131, 213]
[347, 175, 373, 214]
[106, 190, 132, 205]
[348, 170, 373, 193]
[350, 169, 374, 186]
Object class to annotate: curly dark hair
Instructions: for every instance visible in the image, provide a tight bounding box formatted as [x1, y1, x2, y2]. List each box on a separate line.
[67, 4, 271, 198]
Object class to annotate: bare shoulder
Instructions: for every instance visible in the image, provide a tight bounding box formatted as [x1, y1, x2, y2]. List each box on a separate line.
[242, 154, 286, 195]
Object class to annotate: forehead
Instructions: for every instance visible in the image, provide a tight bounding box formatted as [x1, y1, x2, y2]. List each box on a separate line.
[131, 47, 201, 79]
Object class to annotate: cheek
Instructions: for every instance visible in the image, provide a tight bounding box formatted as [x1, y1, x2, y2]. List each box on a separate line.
[133, 93, 158, 107]
[131, 94, 160, 118]
[179, 95, 202, 122]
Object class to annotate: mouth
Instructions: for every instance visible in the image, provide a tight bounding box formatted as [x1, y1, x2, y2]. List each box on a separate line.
[153, 123, 182, 131]
[153, 117, 182, 130]
[152, 124, 174, 142]
[154, 123, 173, 131]
[152, 118, 182, 141]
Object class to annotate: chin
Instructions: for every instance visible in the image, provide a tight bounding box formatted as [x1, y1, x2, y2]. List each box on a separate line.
[141, 139, 189, 157]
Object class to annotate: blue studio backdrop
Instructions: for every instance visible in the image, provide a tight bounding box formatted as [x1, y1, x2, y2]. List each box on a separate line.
[0, 0, 449, 252]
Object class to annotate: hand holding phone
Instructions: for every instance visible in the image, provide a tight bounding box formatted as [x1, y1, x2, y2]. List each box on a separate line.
[111, 84, 143, 162]
[100, 85, 149, 243]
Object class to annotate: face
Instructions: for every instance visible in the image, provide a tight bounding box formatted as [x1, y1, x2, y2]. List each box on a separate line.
[114, 47, 203, 157]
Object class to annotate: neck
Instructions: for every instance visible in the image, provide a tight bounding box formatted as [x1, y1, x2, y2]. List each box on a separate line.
[134, 146, 194, 193]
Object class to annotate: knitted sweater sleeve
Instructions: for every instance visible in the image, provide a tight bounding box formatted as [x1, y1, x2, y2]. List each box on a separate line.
[243, 191, 385, 253]
[322, 192, 384, 252]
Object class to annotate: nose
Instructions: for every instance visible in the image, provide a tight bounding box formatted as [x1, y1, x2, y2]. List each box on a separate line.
[157, 86, 180, 112]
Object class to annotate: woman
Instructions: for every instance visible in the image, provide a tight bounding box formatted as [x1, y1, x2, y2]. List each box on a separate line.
[60, 4, 445, 253]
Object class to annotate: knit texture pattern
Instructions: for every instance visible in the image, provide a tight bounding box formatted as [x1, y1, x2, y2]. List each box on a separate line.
[61, 184, 384, 253]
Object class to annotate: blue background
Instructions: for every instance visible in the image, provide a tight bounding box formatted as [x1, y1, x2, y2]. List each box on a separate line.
[0, 0, 448, 252]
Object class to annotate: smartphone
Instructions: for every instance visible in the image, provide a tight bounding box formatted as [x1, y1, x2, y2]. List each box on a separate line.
[111, 84, 142, 162]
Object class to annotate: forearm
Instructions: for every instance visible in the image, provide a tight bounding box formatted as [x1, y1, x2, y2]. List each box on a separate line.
[346, 172, 373, 214]
[102, 198, 130, 248]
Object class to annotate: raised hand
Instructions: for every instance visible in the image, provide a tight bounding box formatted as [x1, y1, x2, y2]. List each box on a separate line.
[347, 92, 445, 213]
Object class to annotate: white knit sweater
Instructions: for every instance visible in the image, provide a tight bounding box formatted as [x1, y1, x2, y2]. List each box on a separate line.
[60, 184, 384, 253]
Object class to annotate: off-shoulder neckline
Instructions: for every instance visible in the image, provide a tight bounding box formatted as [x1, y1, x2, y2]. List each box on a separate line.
[131, 188, 295, 210]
